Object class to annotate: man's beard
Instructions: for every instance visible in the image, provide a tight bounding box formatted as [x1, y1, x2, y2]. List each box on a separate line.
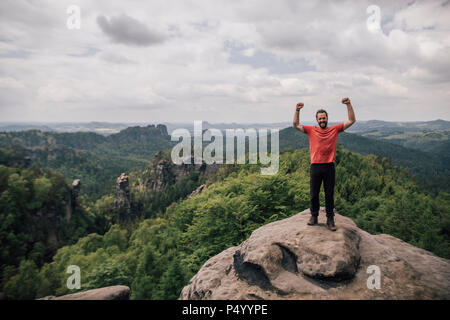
[319, 121, 328, 128]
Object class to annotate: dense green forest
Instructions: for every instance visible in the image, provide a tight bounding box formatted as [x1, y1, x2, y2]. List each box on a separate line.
[0, 126, 176, 200]
[0, 146, 208, 299]
[2, 146, 449, 299]
[0, 160, 98, 300]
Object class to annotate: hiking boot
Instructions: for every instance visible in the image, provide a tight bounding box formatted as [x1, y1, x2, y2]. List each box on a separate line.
[307, 215, 318, 226]
[326, 216, 337, 231]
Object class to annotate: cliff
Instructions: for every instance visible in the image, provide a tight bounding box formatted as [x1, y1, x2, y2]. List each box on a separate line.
[179, 208, 450, 300]
[138, 151, 221, 193]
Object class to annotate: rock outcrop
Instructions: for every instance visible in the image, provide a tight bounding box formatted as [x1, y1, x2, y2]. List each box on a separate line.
[189, 184, 207, 197]
[71, 179, 81, 203]
[179, 208, 450, 300]
[114, 173, 131, 221]
[38, 285, 130, 300]
[141, 152, 221, 192]
[65, 179, 81, 222]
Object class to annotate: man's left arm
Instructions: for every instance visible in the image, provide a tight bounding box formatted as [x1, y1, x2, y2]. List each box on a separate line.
[341, 97, 356, 131]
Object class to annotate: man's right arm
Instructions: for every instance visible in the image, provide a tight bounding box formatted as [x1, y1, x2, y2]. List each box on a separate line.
[293, 102, 306, 133]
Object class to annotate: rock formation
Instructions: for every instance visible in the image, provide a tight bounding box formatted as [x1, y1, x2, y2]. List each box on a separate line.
[156, 124, 168, 136]
[65, 179, 81, 222]
[142, 153, 221, 193]
[148, 159, 172, 191]
[38, 285, 130, 300]
[179, 208, 450, 300]
[114, 173, 131, 221]
[71, 179, 81, 203]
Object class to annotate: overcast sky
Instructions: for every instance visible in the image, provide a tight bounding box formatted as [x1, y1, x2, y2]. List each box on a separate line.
[0, 0, 449, 123]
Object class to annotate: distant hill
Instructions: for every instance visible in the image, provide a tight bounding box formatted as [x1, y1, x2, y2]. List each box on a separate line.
[0, 121, 293, 136]
[346, 119, 450, 133]
[1, 119, 448, 135]
[0, 122, 144, 136]
[351, 129, 450, 157]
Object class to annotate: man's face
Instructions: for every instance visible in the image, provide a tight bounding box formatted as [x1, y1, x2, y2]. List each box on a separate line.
[316, 112, 328, 129]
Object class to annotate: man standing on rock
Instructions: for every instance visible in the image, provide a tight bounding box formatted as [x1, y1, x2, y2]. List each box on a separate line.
[292, 98, 356, 231]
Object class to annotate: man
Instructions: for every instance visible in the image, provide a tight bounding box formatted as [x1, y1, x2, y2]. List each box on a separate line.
[292, 97, 356, 231]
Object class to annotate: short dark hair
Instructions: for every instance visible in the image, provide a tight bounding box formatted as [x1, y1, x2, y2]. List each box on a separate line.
[316, 109, 328, 119]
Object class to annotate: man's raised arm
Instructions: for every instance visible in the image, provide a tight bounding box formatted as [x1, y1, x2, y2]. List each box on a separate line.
[293, 102, 306, 133]
[342, 97, 356, 130]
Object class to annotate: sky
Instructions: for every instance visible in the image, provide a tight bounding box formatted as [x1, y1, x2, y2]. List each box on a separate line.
[0, 0, 449, 124]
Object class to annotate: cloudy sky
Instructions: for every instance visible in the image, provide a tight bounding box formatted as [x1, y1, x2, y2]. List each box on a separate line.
[0, 0, 449, 123]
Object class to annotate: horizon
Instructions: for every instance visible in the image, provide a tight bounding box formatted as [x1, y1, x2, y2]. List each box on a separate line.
[0, 119, 449, 125]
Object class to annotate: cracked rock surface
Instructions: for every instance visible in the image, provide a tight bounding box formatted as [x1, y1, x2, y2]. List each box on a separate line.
[179, 208, 450, 300]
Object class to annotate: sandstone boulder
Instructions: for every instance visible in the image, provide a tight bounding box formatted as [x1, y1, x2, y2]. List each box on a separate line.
[179, 208, 450, 300]
[39, 285, 130, 300]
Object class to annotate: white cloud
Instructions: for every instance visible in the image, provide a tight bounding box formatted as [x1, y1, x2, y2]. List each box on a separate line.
[0, 77, 25, 89]
[37, 82, 83, 103]
[0, 0, 449, 123]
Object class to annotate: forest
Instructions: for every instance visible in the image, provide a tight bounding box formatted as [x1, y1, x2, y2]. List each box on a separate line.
[1, 140, 449, 299]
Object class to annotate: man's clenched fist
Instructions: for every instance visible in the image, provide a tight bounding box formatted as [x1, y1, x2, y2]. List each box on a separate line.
[341, 97, 351, 105]
[296, 102, 304, 111]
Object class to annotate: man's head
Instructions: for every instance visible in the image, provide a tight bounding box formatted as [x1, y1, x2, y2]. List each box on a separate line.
[316, 109, 328, 129]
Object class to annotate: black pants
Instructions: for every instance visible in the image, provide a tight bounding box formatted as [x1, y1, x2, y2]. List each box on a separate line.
[310, 162, 335, 217]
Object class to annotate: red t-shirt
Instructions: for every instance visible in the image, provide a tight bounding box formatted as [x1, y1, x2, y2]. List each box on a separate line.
[303, 123, 344, 163]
